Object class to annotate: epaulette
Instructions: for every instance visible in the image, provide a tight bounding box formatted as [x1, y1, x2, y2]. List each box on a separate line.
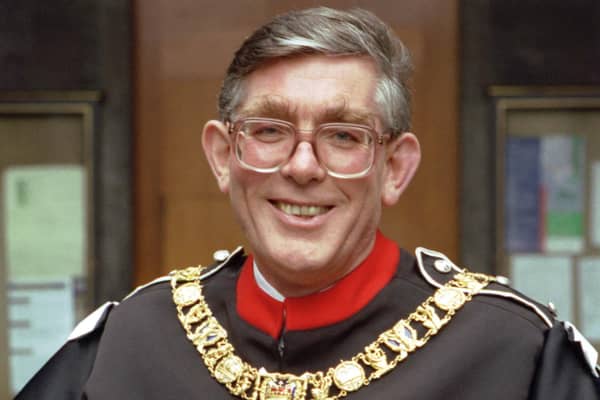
[67, 301, 118, 341]
[415, 246, 554, 328]
[416, 247, 600, 378]
[194, 246, 245, 281]
[564, 321, 600, 378]
[67, 246, 244, 342]
[65, 274, 173, 342]
[127, 246, 244, 300]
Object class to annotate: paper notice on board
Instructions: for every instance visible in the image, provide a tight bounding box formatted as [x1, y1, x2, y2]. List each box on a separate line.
[540, 136, 585, 253]
[8, 279, 75, 394]
[577, 258, 600, 341]
[504, 135, 584, 253]
[505, 137, 541, 252]
[3, 166, 85, 279]
[591, 162, 600, 247]
[510, 255, 573, 321]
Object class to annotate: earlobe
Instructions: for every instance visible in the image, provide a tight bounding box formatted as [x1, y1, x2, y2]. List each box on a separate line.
[381, 132, 421, 206]
[202, 120, 232, 193]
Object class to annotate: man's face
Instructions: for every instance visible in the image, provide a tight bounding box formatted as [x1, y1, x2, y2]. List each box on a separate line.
[204, 55, 419, 296]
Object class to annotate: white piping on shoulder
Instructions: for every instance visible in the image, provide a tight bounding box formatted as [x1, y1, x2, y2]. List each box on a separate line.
[200, 246, 244, 280]
[65, 273, 176, 341]
[67, 301, 118, 341]
[563, 321, 600, 378]
[415, 247, 553, 328]
[123, 276, 171, 300]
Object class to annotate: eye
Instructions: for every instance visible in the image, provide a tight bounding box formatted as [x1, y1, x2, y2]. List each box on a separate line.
[245, 122, 289, 143]
[321, 127, 368, 148]
[332, 131, 360, 143]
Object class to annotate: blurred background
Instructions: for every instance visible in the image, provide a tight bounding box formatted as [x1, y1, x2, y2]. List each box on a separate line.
[1, 0, 599, 397]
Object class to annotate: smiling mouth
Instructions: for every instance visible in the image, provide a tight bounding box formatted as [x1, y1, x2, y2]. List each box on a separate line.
[272, 201, 332, 217]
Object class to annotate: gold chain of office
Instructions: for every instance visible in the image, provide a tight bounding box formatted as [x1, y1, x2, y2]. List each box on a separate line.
[170, 265, 494, 400]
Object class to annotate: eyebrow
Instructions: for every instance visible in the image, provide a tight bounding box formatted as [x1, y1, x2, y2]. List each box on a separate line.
[236, 96, 378, 127]
[236, 96, 296, 121]
[318, 102, 377, 126]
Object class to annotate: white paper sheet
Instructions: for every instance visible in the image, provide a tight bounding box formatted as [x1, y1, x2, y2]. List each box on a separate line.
[540, 136, 585, 253]
[3, 166, 85, 279]
[510, 255, 573, 321]
[8, 278, 75, 394]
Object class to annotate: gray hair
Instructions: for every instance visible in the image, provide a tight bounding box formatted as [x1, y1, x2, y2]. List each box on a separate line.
[218, 7, 413, 135]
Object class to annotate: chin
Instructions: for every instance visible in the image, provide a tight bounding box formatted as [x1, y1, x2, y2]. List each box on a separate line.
[261, 241, 334, 270]
[277, 248, 330, 268]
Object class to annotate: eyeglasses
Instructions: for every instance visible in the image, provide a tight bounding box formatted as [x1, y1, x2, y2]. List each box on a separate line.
[228, 117, 389, 179]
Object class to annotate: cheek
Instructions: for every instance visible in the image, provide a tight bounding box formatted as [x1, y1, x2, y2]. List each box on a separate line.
[359, 173, 386, 215]
[227, 171, 256, 236]
[338, 178, 383, 241]
[339, 174, 383, 211]
[229, 162, 256, 188]
[228, 165, 270, 208]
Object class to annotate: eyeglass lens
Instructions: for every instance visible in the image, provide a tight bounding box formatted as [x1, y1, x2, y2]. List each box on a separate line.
[233, 119, 375, 177]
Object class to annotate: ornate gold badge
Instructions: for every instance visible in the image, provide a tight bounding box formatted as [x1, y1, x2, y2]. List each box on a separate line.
[257, 370, 309, 400]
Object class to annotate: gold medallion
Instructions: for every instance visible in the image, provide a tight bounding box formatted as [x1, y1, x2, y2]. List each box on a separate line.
[215, 355, 244, 383]
[173, 282, 202, 306]
[332, 361, 365, 392]
[433, 286, 466, 311]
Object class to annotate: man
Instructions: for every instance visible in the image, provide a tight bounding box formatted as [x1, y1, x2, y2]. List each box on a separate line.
[16, 7, 599, 399]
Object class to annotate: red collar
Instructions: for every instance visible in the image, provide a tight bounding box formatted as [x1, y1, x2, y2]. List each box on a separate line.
[236, 231, 400, 338]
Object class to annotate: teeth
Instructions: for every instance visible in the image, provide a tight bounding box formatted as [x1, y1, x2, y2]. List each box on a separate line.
[276, 202, 329, 217]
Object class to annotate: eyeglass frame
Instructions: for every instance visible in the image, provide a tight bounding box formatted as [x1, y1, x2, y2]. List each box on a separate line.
[226, 117, 391, 179]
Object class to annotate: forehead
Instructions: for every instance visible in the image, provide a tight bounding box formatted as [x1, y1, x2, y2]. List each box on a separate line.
[237, 55, 380, 124]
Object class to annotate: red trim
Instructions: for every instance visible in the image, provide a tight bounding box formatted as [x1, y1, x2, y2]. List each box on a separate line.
[236, 231, 400, 338]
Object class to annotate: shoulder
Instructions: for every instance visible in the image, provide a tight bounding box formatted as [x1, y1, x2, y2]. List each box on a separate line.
[414, 246, 600, 381]
[69, 246, 246, 341]
[414, 246, 554, 330]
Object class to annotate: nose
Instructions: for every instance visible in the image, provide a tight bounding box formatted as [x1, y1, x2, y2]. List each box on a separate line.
[280, 141, 327, 184]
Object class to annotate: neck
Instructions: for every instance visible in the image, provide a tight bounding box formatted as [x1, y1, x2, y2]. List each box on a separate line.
[252, 235, 377, 298]
[253, 261, 285, 302]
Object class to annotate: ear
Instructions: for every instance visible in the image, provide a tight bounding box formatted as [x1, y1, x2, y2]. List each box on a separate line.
[202, 120, 232, 194]
[381, 132, 421, 206]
